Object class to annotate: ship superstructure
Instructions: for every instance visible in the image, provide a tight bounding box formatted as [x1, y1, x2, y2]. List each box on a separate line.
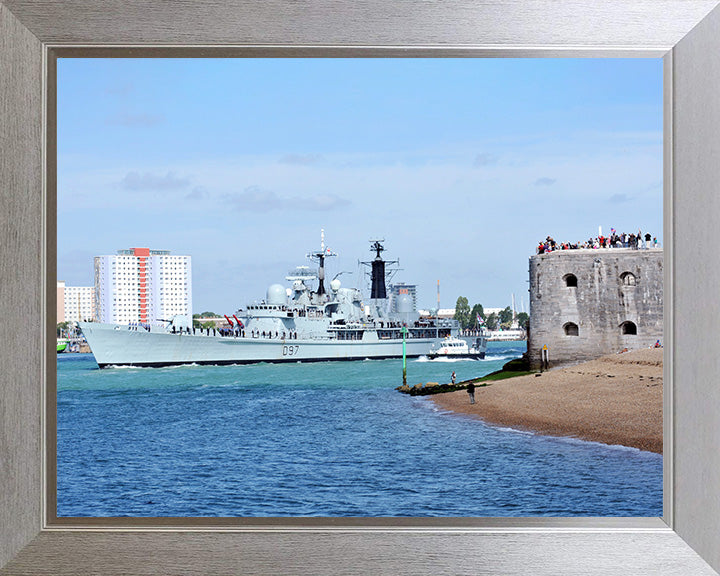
[80, 232, 471, 368]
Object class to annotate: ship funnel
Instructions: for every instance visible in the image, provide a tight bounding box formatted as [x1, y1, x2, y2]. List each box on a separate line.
[361, 239, 399, 301]
[370, 242, 387, 299]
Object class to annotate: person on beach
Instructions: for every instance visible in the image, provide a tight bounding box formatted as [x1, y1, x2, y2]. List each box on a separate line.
[467, 382, 475, 404]
[451, 371, 456, 385]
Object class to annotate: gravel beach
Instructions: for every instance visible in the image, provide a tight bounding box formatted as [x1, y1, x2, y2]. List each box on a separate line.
[431, 348, 663, 453]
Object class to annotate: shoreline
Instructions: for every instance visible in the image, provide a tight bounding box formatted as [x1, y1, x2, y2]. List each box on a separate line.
[430, 348, 663, 454]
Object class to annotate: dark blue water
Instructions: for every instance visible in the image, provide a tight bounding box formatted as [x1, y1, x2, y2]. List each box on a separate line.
[57, 342, 662, 517]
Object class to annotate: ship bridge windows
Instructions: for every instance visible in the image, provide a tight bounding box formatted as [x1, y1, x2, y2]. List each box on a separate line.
[409, 328, 435, 339]
[563, 322, 579, 336]
[621, 321, 637, 335]
[338, 330, 364, 341]
[563, 274, 578, 287]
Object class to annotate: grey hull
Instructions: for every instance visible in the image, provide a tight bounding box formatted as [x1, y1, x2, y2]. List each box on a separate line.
[80, 322, 443, 368]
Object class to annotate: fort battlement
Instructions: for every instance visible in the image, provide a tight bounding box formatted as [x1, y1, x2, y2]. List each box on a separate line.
[527, 248, 663, 369]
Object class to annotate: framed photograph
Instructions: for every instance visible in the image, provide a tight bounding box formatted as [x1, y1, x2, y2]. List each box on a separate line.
[53, 56, 664, 522]
[2, 1, 720, 574]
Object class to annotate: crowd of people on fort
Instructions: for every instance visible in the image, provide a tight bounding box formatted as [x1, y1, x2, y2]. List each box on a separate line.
[537, 229, 659, 254]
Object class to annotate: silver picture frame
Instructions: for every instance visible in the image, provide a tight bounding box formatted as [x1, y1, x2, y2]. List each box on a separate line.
[2, 1, 720, 573]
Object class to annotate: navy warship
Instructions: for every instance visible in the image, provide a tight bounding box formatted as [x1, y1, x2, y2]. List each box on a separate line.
[79, 233, 475, 368]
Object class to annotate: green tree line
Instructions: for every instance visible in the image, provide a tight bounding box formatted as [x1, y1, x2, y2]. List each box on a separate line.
[193, 311, 223, 330]
[453, 297, 529, 330]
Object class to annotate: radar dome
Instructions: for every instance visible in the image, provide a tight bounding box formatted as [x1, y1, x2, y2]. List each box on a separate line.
[267, 284, 286, 305]
[330, 278, 341, 292]
[396, 293, 413, 314]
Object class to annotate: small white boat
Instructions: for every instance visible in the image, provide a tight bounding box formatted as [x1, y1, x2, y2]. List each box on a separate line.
[427, 335, 486, 360]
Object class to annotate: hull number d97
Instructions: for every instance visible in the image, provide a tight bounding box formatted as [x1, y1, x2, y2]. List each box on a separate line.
[282, 345, 300, 356]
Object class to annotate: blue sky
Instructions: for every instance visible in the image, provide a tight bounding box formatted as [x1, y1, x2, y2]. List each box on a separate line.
[57, 58, 663, 314]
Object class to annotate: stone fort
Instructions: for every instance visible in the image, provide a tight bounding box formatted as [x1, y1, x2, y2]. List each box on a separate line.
[527, 249, 663, 369]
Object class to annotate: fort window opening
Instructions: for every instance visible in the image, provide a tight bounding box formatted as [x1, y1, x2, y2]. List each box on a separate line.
[563, 322, 579, 336]
[621, 272, 637, 286]
[564, 273, 578, 287]
[621, 321, 637, 335]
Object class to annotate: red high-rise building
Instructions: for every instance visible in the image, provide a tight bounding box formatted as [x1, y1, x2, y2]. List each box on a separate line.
[94, 248, 192, 325]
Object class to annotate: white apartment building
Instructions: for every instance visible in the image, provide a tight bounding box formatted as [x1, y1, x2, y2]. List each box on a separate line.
[389, 283, 418, 313]
[94, 248, 192, 325]
[57, 281, 96, 322]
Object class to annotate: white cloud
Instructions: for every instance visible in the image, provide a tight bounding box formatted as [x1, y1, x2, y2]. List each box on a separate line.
[185, 186, 206, 200]
[121, 171, 190, 191]
[107, 112, 165, 126]
[104, 82, 134, 96]
[473, 153, 498, 167]
[279, 154, 323, 165]
[609, 193, 631, 204]
[224, 186, 351, 212]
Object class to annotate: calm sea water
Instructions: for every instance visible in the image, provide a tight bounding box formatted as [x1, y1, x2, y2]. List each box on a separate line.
[57, 341, 662, 517]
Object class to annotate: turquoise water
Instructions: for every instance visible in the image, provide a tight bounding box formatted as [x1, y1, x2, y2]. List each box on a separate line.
[57, 342, 662, 517]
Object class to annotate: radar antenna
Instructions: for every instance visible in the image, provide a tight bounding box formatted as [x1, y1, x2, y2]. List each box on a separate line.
[370, 240, 384, 259]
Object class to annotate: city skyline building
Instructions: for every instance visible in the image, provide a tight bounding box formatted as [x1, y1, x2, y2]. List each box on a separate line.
[389, 283, 417, 313]
[94, 248, 192, 324]
[57, 281, 64, 323]
[57, 281, 96, 323]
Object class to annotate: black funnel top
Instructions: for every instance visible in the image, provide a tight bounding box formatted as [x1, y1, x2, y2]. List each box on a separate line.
[370, 241, 387, 299]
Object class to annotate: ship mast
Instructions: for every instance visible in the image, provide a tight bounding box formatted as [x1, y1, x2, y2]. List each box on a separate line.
[307, 228, 336, 297]
[360, 239, 399, 308]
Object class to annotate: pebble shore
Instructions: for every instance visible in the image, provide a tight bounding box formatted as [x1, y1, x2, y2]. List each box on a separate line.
[431, 348, 663, 453]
